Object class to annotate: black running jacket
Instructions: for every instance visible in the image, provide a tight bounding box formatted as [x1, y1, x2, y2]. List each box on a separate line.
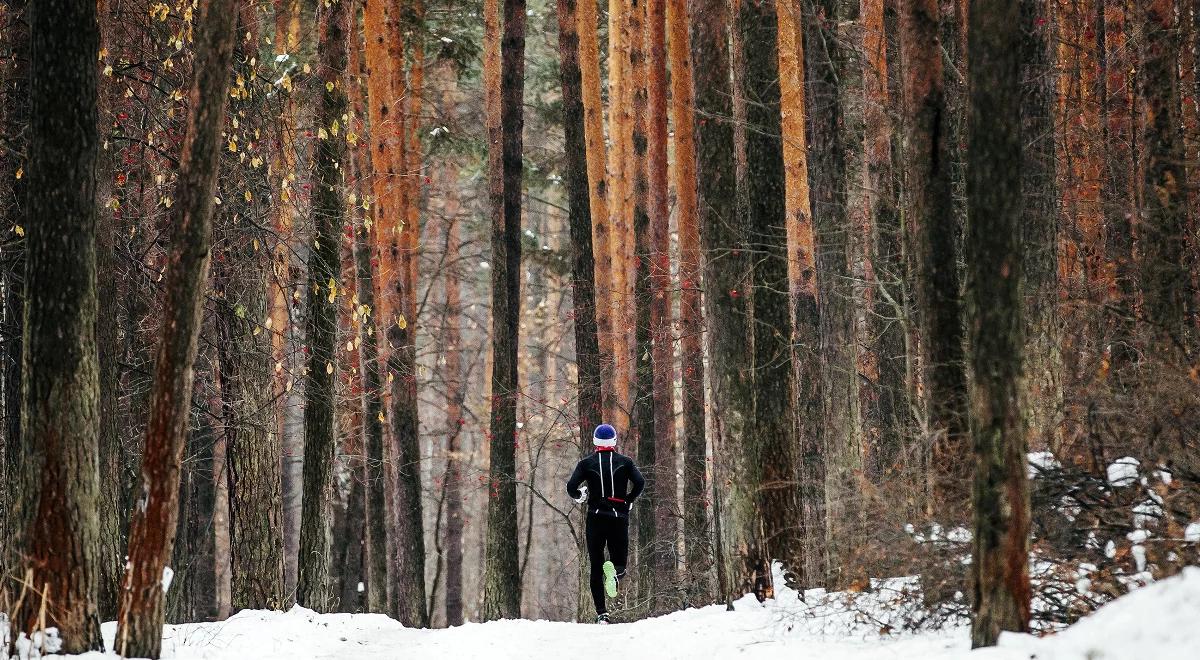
[566, 450, 645, 518]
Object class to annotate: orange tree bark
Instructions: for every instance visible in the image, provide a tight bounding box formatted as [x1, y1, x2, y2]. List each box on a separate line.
[359, 0, 399, 614]
[900, 0, 970, 511]
[577, 0, 613, 414]
[693, 0, 746, 605]
[482, 0, 526, 621]
[385, 1, 429, 627]
[114, 0, 237, 656]
[12, 0, 105, 652]
[776, 0, 822, 584]
[669, 0, 713, 604]
[967, 0, 1033, 647]
[297, 0, 351, 612]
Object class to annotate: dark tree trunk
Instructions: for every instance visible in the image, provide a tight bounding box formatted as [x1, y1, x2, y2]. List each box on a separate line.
[900, 0, 970, 512]
[0, 0, 29, 587]
[481, 0, 526, 621]
[555, 0, 603, 447]
[297, 0, 351, 612]
[353, 184, 389, 615]
[113, 0, 237, 655]
[692, 0, 746, 605]
[334, 463, 367, 613]
[11, 0, 104, 653]
[736, 0, 797, 596]
[1139, 0, 1193, 342]
[967, 0, 1033, 647]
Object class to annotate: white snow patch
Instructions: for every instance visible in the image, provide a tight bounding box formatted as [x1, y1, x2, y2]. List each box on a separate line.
[1185, 522, 1200, 543]
[42, 567, 1200, 660]
[161, 566, 174, 594]
[1027, 450, 1061, 477]
[1106, 456, 1140, 487]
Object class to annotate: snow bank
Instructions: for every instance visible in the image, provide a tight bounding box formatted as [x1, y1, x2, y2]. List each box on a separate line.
[44, 567, 1200, 660]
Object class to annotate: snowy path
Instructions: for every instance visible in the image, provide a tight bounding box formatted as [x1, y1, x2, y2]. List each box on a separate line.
[59, 567, 1199, 660]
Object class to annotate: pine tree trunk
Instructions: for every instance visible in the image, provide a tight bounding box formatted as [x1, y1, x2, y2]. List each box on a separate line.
[693, 0, 748, 605]
[360, 0, 400, 615]
[441, 187, 466, 629]
[1018, 0, 1061, 452]
[736, 0, 799, 592]
[900, 0, 970, 511]
[967, 0, 1033, 646]
[1140, 0, 1193, 342]
[298, 0, 351, 612]
[556, 0, 604, 447]
[385, 2, 429, 626]
[482, 0, 526, 621]
[114, 0, 237, 655]
[776, 0, 823, 585]
[577, 0, 614, 416]
[12, 1, 104, 651]
[669, 0, 713, 604]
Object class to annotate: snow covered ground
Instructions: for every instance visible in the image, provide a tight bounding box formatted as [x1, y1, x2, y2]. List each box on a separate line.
[49, 566, 1199, 660]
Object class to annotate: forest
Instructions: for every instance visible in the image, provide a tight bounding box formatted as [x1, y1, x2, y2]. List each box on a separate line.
[0, 0, 1198, 657]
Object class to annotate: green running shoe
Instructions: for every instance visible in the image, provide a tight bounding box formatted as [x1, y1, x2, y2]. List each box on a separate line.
[602, 560, 618, 598]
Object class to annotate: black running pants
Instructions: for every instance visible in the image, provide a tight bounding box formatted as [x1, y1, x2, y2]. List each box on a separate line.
[585, 512, 628, 615]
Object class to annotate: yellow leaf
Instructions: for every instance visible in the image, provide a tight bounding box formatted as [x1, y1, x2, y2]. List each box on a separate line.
[14, 167, 22, 180]
[397, 315, 408, 330]
[326, 361, 334, 375]
[244, 190, 252, 202]
[228, 139, 238, 153]
[327, 277, 338, 303]
[318, 127, 329, 140]
[378, 411, 386, 423]
[13, 225, 24, 237]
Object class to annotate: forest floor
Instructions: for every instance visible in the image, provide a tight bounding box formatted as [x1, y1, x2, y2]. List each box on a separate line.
[54, 566, 1199, 660]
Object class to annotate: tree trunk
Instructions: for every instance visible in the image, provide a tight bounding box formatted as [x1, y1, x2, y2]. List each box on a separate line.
[670, 0, 713, 604]
[693, 0, 747, 605]
[900, 0, 970, 512]
[297, 0, 351, 611]
[967, 0, 1033, 647]
[777, 0, 823, 585]
[114, 0, 237, 655]
[577, 0, 613, 416]
[12, 1, 105, 651]
[1140, 0, 1193, 342]
[1018, 0, 1060, 453]
[381, 1, 429, 627]
[440, 160, 466, 627]
[481, 0, 526, 621]
[556, 0, 604, 448]
[608, 0, 635, 430]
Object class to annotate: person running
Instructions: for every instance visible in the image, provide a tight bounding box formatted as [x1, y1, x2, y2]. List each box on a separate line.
[565, 423, 645, 624]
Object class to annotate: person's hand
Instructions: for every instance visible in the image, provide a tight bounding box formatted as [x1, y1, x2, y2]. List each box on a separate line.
[573, 485, 588, 504]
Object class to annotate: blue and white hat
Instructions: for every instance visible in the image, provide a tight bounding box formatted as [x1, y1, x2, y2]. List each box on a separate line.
[593, 423, 617, 448]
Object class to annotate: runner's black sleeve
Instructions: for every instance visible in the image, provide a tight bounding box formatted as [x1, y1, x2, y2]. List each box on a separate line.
[566, 460, 587, 500]
[627, 460, 645, 502]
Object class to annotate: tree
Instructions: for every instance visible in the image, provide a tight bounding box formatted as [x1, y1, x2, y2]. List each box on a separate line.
[482, 0, 527, 620]
[776, 0, 823, 584]
[112, 0, 237, 655]
[10, 0, 105, 652]
[297, 0, 351, 611]
[555, 0, 603, 446]
[900, 0, 970, 509]
[669, 0, 714, 603]
[1139, 0, 1193, 341]
[967, 0, 1032, 647]
[693, 0, 745, 604]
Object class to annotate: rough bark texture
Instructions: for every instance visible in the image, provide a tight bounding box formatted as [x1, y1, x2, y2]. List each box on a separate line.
[556, 0, 604, 449]
[645, 0, 679, 613]
[298, 0, 351, 612]
[481, 0, 526, 621]
[967, 0, 1033, 647]
[693, 0, 747, 605]
[12, 0, 105, 652]
[670, 0, 714, 605]
[1140, 0, 1193, 342]
[735, 0, 798, 598]
[900, 0, 970, 511]
[1018, 0, 1061, 452]
[777, 0, 823, 585]
[113, 0, 237, 655]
